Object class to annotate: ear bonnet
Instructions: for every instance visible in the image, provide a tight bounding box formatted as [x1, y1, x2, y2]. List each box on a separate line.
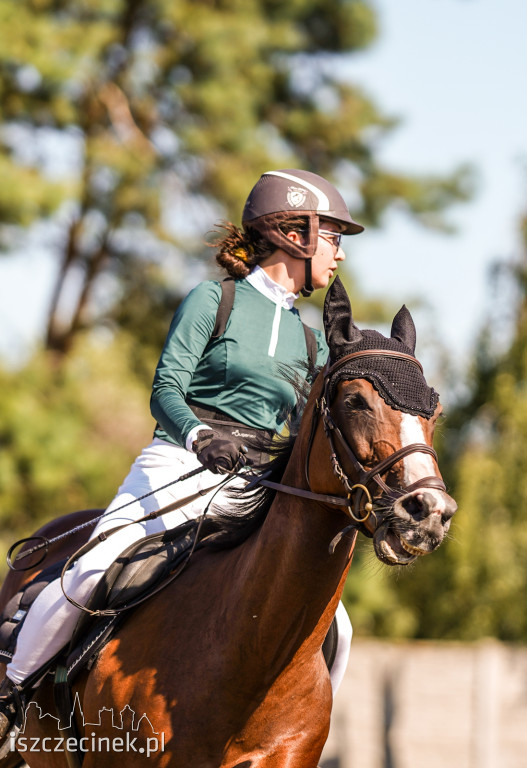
[323, 277, 439, 418]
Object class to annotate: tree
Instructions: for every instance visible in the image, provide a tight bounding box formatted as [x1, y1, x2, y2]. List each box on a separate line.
[0, 335, 154, 566]
[0, 0, 472, 358]
[429, 209, 527, 641]
[0, 1, 477, 623]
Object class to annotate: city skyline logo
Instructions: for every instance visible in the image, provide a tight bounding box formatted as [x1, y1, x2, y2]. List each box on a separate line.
[11, 693, 165, 757]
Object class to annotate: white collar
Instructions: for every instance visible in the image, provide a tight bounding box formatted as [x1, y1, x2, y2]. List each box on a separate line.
[245, 266, 298, 310]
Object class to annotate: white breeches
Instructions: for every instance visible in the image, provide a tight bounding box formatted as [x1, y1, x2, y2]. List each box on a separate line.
[7, 439, 227, 684]
[330, 601, 353, 694]
[7, 439, 352, 694]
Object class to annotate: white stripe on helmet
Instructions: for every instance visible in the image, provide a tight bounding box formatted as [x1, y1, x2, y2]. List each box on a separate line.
[263, 170, 330, 211]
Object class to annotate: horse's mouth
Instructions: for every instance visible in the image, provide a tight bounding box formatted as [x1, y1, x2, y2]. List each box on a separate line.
[373, 523, 433, 566]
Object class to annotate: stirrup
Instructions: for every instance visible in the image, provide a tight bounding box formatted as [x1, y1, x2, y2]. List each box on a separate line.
[0, 678, 22, 742]
[0, 724, 19, 760]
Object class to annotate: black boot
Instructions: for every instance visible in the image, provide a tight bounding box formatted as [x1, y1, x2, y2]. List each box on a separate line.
[0, 677, 20, 740]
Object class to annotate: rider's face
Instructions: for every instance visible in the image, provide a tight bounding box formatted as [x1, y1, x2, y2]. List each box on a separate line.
[310, 220, 346, 290]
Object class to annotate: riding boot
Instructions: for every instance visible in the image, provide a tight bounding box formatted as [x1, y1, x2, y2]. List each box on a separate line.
[0, 677, 21, 739]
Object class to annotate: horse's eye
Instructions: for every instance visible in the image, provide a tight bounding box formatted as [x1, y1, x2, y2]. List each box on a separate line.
[345, 393, 371, 412]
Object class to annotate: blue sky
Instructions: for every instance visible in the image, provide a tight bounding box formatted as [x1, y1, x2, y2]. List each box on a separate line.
[1, 0, 526, 369]
[345, 0, 527, 363]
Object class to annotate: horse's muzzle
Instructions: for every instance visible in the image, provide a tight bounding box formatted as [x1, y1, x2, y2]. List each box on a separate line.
[372, 488, 457, 566]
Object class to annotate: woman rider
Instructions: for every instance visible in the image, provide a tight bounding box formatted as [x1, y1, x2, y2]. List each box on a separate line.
[0, 169, 364, 735]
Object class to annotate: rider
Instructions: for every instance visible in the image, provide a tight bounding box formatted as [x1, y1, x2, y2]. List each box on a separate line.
[0, 169, 364, 736]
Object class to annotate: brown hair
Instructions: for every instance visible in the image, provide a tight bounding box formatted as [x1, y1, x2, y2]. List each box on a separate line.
[212, 215, 308, 278]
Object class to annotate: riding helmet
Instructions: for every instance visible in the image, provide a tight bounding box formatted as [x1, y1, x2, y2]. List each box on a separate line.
[242, 169, 364, 296]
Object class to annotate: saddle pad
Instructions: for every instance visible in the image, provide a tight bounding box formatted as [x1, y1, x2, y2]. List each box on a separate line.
[0, 559, 65, 664]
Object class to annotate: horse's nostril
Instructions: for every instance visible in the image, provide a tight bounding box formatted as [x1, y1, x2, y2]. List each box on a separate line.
[442, 497, 457, 521]
[402, 493, 423, 518]
[401, 491, 439, 519]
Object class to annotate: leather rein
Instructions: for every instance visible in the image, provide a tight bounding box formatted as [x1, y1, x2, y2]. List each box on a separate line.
[257, 349, 446, 528]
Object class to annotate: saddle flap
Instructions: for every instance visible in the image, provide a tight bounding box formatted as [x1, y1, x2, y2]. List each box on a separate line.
[69, 519, 200, 648]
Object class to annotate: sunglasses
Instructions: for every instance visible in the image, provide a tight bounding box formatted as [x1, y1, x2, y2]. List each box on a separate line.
[318, 229, 342, 249]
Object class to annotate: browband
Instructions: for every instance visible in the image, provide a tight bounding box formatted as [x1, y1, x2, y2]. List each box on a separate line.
[325, 350, 424, 379]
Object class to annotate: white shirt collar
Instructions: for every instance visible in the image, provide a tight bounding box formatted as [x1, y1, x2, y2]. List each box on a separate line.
[245, 265, 298, 310]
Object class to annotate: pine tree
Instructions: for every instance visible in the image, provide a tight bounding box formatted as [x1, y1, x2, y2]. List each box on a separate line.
[0, 0, 472, 356]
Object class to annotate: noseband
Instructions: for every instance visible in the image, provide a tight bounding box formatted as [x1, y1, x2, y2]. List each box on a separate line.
[304, 350, 446, 524]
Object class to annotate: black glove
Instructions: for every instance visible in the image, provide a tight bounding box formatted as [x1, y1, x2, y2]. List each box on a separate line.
[192, 430, 250, 474]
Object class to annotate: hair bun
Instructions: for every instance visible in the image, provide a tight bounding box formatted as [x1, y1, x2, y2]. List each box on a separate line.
[233, 247, 249, 263]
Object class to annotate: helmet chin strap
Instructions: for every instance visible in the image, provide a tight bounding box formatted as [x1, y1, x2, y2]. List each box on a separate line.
[300, 258, 314, 297]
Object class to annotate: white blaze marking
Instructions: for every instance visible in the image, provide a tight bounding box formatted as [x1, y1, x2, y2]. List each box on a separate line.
[399, 413, 445, 512]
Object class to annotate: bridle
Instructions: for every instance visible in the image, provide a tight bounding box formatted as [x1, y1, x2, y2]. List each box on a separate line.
[8, 350, 447, 583]
[309, 349, 446, 523]
[258, 349, 446, 529]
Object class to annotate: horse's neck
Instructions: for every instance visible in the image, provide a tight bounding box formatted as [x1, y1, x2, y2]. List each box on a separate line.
[271, 379, 356, 577]
[264, 455, 355, 577]
[244, 418, 356, 641]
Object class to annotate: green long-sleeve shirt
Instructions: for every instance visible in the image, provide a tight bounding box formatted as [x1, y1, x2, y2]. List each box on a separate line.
[151, 277, 328, 448]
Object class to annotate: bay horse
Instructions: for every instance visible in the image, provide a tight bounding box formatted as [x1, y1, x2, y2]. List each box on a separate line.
[0, 277, 456, 768]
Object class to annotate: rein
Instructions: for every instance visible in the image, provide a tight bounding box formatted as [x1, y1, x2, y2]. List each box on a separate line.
[59, 474, 233, 617]
[7, 464, 212, 571]
[9, 349, 446, 610]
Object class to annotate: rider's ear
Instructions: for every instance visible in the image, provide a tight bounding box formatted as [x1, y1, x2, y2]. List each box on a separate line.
[323, 276, 362, 356]
[286, 230, 303, 243]
[391, 305, 417, 353]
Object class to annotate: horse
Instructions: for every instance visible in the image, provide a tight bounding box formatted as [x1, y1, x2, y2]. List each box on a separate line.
[0, 277, 456, 768]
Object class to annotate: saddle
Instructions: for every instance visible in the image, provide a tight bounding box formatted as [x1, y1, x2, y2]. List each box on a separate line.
[0, 519, 204, 678]
[0, 517, 338, 762]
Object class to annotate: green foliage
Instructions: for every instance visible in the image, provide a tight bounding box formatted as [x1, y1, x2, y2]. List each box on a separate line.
[343, 222, 527, 644]
[0, 151, 67, 227]
[0, 335, 153, 570]
[360, 163, 475, 232]
[0, 0, 471, 355]
[435, 256, 527, 641]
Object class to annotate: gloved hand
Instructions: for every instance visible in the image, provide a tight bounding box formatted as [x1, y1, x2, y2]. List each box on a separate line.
[192, 430, 251, 474]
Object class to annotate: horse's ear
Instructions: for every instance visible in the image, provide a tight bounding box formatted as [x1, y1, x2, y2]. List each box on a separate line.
[391, 305, 416, 353]
[324, 276, 363, 354]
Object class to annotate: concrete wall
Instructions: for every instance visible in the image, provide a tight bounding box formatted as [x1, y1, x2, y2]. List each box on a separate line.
[321, 639, 527, 768]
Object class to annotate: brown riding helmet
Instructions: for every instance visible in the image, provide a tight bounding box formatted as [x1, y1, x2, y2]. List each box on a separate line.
[242, 169, 364, 296]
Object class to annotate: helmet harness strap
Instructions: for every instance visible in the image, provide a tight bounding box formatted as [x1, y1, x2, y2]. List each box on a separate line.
[301, 258, 313, 298]
[241, 169, 364, 297]
[246, 211, 319, 297]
